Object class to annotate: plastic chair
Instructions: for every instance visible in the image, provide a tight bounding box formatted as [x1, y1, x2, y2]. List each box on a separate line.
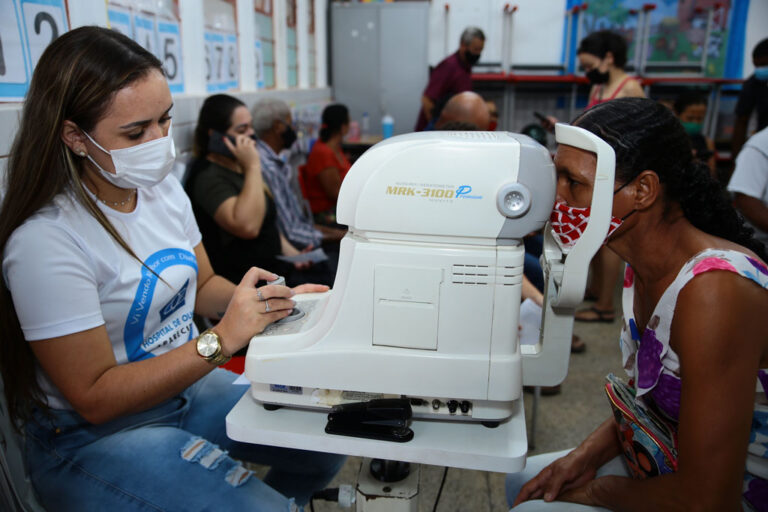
[0, 375, 46, 511]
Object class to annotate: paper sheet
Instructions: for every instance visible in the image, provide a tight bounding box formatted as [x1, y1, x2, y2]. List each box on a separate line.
[519, 298, 543, 346]
[276, 247, 329, 264]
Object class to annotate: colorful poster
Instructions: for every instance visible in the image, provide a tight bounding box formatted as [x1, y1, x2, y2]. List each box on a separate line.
[580, 0, 732, 77]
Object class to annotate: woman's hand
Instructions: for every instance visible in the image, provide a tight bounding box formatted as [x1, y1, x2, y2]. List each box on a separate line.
[293, 283, 330, 295]
[513, 448, 599, 506]
[214, 267, 295, 354]
[223, 134, 261, 172]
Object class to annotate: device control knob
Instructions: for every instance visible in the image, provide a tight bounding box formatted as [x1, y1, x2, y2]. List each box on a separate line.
[496, 183, 531, 218]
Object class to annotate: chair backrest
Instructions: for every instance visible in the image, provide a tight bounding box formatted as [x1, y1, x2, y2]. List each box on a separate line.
[0, 375, 46, 511]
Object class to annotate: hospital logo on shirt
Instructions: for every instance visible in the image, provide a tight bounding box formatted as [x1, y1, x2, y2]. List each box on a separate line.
[124, 248, 198, 361]
[159, 278, 189, 321]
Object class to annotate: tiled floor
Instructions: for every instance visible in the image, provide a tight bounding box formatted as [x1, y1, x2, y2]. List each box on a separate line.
[305, 292, 626, 512]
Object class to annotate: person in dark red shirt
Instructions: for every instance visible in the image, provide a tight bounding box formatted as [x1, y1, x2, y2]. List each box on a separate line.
[415, 27, 485, 131]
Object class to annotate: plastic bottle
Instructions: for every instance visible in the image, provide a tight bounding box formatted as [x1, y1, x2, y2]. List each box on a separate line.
[381, 114, 394, 139]
[361, 112, 370, 138]
[347, 121, 360, 142]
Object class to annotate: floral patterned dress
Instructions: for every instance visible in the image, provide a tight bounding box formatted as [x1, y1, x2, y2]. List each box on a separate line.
[620, 249, 768, 510]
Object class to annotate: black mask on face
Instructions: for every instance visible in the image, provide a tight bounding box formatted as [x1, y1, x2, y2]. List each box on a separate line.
[464, 50, 481, 66]
[280, 123, 297, 149]
[586, 68, 610, 84]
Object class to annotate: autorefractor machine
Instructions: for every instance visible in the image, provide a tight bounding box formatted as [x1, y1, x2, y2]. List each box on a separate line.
[226, 125, 616, 475]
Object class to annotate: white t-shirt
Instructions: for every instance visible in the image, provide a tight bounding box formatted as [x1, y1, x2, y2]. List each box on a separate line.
[728, 126, 768, 246]
[3, 176, 202, 409]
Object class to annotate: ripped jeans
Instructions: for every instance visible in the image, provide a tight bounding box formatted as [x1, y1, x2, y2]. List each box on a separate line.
[24, 369, 346, 511]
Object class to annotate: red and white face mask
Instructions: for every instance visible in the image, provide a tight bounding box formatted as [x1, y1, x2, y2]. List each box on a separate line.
[550, 201, 624, 254]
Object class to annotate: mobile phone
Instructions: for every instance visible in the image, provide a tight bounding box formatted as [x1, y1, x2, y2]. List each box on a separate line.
[207, 130, 236, 159]
[207, 131, 257, 159]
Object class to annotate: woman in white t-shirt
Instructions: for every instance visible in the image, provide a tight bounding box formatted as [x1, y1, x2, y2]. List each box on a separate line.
[0, 27, 343, 511]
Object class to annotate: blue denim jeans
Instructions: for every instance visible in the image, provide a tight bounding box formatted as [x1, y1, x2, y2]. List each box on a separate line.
[25, 369, 346, 511]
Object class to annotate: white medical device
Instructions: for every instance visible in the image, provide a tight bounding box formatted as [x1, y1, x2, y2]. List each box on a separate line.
[227, 127, 615, 471]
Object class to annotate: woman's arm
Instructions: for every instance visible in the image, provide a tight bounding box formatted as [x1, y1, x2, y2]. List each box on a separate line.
[316, 166, 343, 203]
[211, 135, 267, 239]
[30, 244, 296, 425]
[194, 241, 235, 320]
[564, 271, 768, 511]
[514, 416, 622, 505]
[622, 78, 646, 99]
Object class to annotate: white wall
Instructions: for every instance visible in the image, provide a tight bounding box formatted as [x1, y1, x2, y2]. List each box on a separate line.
[0, 0, 331, 179]
[743, 0, 768, 78]
[427, 0, 567, 69]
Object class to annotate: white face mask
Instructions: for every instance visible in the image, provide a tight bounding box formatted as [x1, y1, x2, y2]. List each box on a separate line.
[83, 124, 176, 189]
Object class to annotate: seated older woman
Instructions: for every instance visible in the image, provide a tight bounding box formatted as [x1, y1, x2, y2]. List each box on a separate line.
[507, 97, 768, 511]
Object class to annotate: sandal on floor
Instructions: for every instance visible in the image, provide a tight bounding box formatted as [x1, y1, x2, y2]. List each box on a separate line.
[571, 335, 586, 354]
[575, 306, 615, 323]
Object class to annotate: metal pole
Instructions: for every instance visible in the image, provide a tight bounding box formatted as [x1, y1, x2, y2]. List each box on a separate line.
[700, 7, 715, 76]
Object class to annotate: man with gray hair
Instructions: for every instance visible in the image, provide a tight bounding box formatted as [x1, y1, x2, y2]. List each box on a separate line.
[252, 97, 323, 252]
[415, 26, 485, 131]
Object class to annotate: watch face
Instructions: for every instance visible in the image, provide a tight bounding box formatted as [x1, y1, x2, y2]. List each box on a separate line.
[197, 333, 219, 358]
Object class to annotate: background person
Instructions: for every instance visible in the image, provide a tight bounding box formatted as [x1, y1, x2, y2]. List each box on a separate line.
[732, 38, 768, 158]
[300, 103, 351, 229]
[673, 91, 716, 177]
[433, 91, 491, 130]
[186, 94, 290, 285]
[507, 97, 768, 511]
[0, 27, 343, 511]
[572, 30, 644, 324]
[728, 125, 768, 248]
[415, 26, 485, 131]
[252, 97, 337, 286]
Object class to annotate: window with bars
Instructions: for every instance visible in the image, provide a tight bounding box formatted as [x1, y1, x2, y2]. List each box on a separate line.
[254, 0, 275, 88]
[308, 0, 316, 86]
[286, 0, 298, 88]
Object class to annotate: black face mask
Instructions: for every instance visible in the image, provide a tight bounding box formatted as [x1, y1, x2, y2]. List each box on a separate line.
[586, 68, 610, 84]
[281, 124, 297, 149]
[464, 51, 481, 66]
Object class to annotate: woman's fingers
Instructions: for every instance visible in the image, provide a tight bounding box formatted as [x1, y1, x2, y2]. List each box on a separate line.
[258, 284, 295, 299]
[239, 267, 278, 288]
[262, 298, 295, 313]
[293, 283, 330, 295]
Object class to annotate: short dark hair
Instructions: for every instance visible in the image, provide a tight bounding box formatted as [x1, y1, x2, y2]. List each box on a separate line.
[319, 104, 350, 142]
[753, 38, 768, 61]
[577, 30, 628, 69]
[673, 91, 707, 115]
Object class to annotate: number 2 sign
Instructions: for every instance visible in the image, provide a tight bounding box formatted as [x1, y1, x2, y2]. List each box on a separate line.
[0, 0, 68, 101]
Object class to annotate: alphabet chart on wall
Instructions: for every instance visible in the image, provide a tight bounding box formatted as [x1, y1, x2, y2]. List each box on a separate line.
[0, 0, 69, 101]
[107, 1, 185, 94]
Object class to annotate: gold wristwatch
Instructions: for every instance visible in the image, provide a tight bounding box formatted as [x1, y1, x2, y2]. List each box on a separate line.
[196, 329, 231, 366]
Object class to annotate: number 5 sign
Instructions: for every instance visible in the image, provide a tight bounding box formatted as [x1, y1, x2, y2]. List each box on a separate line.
[158, 21, 183, 93]
[0, 0, 68, 101]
